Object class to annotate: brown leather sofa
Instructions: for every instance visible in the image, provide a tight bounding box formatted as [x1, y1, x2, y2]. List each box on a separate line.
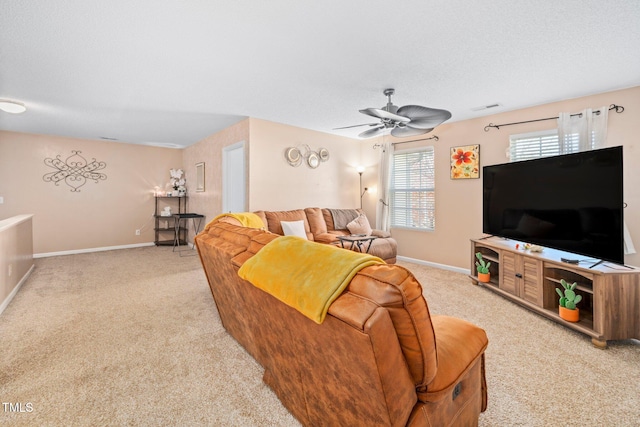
[252, 208, 398, 263]
[195, 220, 489, 426]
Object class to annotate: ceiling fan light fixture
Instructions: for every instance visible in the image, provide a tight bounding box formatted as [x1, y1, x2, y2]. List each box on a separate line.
[0, 99, 26, 114]
[346, 89, 451, 139]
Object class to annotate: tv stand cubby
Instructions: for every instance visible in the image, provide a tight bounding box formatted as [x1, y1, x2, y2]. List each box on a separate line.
[470, 237, 640, 348]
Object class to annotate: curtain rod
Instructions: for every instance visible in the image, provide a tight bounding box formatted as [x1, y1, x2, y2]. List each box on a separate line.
[483, 104, 624, 132]
[372, 135, 439, 149]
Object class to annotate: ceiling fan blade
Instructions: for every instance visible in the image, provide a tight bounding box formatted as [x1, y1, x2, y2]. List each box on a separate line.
[406, 117, 449, 129]
[390, 126, 430, 138]
[333, 123, 379, 130]
[396, 105, 452, 129]
[358, 126, 385, 138]
[359, 108, 410, 123]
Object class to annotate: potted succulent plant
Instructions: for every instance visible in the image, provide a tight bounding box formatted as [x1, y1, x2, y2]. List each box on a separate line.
[475, 252, 491, 283]
[555, 279, 582, 322]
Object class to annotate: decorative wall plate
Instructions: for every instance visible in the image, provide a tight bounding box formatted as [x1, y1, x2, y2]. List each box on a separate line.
[285, 147, 302, 167]
[307, 151, 320, 169]
[284, 145, 328, 168]
[319, 148, 330, 162]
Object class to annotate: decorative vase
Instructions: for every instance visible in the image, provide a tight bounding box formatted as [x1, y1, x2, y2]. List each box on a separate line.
[478, 272, 490, 283]
[559, 306, 580, 322]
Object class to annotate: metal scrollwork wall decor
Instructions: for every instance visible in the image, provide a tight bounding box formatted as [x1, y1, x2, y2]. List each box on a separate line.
[284, 145, 329, 168]
[43, 150, 107, 192]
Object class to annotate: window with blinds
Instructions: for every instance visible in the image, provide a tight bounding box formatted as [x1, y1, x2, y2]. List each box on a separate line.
[509, 130, 586, 162]
[508, 130, 560, 161]
[389, 147, 435, 230]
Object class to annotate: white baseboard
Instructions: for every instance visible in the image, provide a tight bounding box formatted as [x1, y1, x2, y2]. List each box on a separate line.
[0, 264, 35, 315]
[34, 242, 156, 258]
[396, 255, 471, 276]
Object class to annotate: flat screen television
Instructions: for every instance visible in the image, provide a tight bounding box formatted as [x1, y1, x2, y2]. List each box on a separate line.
[482, 146, 624, 264]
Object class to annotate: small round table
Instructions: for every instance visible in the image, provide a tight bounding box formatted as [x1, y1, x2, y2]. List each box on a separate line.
[336, 235, 378, 253]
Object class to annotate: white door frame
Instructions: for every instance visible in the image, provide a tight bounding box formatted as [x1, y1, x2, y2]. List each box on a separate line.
[222, 141, 246, 213]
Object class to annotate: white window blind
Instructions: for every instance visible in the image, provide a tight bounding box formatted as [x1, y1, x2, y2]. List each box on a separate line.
[509, 130, 592, 162]
[389, 147, 435, 230]
[509, 130, 560, 161]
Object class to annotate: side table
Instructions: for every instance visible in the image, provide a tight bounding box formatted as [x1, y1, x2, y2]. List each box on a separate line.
[336, 235, 378, 254]
[173, 213, 205, 256]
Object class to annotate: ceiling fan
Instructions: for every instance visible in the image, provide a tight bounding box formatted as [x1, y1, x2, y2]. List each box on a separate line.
[337, 89, 452, 138]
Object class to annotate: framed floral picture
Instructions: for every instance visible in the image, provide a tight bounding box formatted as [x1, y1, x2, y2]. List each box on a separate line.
[451, 145, 480, 179]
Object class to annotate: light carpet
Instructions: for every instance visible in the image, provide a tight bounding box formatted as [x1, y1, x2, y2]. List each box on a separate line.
[0, 247, 638, 426]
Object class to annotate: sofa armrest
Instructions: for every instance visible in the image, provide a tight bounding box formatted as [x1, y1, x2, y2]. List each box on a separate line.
[371, 229, 391, 238]
[418, 315, 488, 402]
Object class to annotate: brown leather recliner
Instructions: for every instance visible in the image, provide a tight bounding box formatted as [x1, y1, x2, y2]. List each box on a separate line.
[195, 221, 488, 426]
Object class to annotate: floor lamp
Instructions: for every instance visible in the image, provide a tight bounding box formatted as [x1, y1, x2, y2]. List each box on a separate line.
[357, 166, 368, 209]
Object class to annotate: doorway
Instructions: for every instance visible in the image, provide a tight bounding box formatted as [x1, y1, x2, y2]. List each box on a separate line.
[222, 141, 246, 213]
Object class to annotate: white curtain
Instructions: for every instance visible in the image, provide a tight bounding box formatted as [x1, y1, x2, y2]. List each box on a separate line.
[376, 142, 393, 232]
[558, 106, 634, 257]
[624, 222, 636, 255]
[557, 106, 608, 153]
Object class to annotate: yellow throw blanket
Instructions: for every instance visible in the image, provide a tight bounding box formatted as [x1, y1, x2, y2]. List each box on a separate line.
[238, 236, 383, 324]
[212, 212, 265, 229]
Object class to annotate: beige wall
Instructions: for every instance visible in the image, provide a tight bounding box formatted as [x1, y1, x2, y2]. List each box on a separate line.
[2, 86, 637, 268]
[389, 86, 640, 269]
[0, 131, 182, 254]
[248, 118, 362, 211]
[181, 118, 365, 241]
[182, 119, 250, 233]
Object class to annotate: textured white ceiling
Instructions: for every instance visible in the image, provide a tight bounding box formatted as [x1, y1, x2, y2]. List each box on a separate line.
[1, 1, 639, 147]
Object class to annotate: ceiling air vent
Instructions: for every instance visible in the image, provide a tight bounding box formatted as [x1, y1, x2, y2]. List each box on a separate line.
[471, 103, 502, 112]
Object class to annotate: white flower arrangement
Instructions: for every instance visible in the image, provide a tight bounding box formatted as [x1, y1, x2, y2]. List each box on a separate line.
[170, 168, 186, 191]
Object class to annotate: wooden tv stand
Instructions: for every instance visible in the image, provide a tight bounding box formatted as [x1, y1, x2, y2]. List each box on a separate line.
[470, 237, 640, 348]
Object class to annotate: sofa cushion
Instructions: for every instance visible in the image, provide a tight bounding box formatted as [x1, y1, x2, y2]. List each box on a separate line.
[313, 232, 340, 244]
[259, 209, 314, 241]
[371, 229, 391, 238]
[323, 208, 364, 232]
[367, 238, 397, 264]
[325, 208, 361, 230]
[212, 212, 266, 229]
[347, 214, 373, 235]
[304, 207, 328, 236]
[281, 220, 308, 239]
[253, 211, 268, 230]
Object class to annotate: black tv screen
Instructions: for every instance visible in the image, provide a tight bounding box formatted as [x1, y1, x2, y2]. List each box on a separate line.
[483, 146, 624, 264]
